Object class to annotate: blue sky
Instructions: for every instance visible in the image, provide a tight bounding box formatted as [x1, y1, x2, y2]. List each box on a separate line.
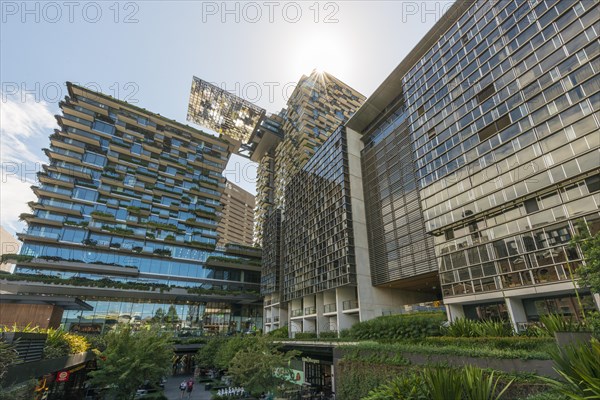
[0, 0, 453, 235]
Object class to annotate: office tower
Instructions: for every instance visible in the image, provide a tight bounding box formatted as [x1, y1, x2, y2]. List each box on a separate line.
[217, 181, 256, 247]
[3, 83, 263, 333]
[348, 0, 600, 328]
[280, 126, 436, 336]
[245, 71, 366, 329]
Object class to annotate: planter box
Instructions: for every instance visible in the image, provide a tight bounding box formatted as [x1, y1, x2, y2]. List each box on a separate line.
[1, 332, 47, 363]
[554, 331, 593, 348]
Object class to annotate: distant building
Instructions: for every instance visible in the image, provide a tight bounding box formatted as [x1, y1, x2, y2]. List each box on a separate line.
[217, 181, 255, 247]
[0, 227, 20, 273]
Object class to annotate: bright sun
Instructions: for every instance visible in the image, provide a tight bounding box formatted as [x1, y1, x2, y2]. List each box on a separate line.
[288, 31, 350, 79]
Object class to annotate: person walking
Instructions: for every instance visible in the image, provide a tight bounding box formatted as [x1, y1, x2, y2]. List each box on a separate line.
[185, 378, 194, 399]
[178, 380, 187, 399]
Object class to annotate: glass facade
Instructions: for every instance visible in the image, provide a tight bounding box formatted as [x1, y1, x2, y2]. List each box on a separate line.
[361, 100, 439, 288]
[350, 0, 599, 322]
[10, 83, 263, 332]
[260, 209, 282, 296]
[282, 127, 357, 301]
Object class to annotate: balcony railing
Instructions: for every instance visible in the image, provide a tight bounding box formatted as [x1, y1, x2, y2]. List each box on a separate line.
[291, 309, 303, 317]
[323, 303, 337, 313]
[342, 300, 359, 311]
[265, 317, 272, 323]
[304, 306, 316, 315]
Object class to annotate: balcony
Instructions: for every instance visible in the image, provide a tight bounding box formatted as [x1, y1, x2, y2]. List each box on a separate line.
[304, 306, 316, 315]
[291, 309, 303, 318]
[323, 303, 337, 314]
[342, 300, 359, 311]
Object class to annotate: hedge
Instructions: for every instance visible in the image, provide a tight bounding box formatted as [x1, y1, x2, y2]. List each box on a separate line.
[345, 312, 446, 340]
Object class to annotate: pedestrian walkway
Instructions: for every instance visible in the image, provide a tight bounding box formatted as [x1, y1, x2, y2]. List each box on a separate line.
[163, 375, 212, 400]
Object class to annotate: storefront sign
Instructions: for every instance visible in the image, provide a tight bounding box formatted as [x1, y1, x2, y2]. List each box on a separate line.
[56, 371, 70, 382]
[69, 323, 102, 333]
[274, 368, 305, 385]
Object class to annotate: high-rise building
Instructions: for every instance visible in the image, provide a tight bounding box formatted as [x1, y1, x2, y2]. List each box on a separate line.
[3, 83, 263, 334]
[217, 181, 255, 247]
[245, 71, 366, 329]
[280, 126, 433, 335]
[348, 0, 600, 329]
[248, 71, 366, 245]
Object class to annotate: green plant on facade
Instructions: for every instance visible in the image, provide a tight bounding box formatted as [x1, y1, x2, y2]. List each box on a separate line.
[0, 254, 33, 264]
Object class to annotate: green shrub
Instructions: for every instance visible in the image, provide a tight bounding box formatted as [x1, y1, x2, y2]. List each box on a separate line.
[318, 331, 337, 339]
[365, 367, 513, 400]
[423, 337, 554, 353]
[363, 370, 428, 400]
[336, 360, 405, 400]
[443, 318, 514, 337]
[267, 326, 288, 338]
[44, 328, 90, 358]
[586, 311, 600, 340]
[547, 338, 600, 398]
[294, 332, 317, 340]
[539, 314, 586, 336]
[462, 365, 513, 400]
[346, 312, 446, 340]
[342, 343, 409, 366]
[340, 339, 553, 360]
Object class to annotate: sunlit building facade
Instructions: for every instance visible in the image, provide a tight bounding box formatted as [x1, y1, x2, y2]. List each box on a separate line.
[248, 72, 366, 330]
[217, 181, 255, 247]
[348, 0, 600, 328]
[4, 83, 263, 333]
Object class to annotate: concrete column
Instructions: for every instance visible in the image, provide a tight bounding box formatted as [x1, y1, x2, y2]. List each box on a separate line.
[336, 287, 355, 332]
[316, 292, 325, 334]
[593, 293, 600, 311]
[505, 297, 527, 333]
[446, 303, 465, 322]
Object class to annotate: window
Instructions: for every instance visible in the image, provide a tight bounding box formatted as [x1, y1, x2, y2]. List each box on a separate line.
[92, 120, 115, 135]
[585, 175, 600, 193]
[477, 83, 496, 103]
[524, 198, 540, 214]
[73, 187, 97, 202]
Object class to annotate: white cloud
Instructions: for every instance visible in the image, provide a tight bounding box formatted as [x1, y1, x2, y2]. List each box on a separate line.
[0, 94, 56, 165]
[0, 94, 56, 235]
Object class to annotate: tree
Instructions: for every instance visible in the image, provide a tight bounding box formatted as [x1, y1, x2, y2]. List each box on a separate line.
[573, 222, 600, 294]
[87, 325, 172, 399]
[165, 305, 179, 323]
[215, 335, 255, 370]
[195, 336, 225, 369]
[152, 308, 165, 323]
[227, 336, 300, 395]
